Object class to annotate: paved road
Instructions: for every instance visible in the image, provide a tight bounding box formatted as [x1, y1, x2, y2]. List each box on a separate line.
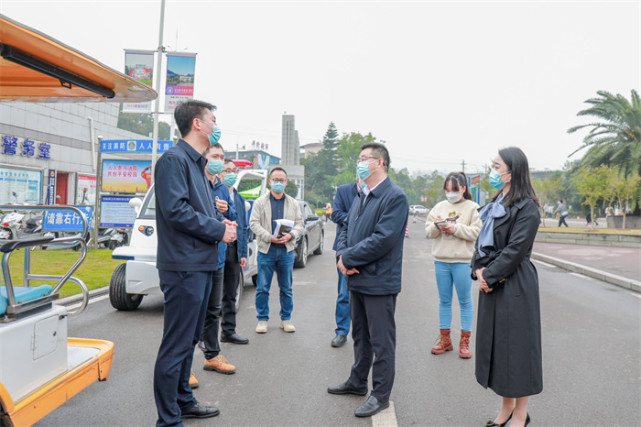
[38, 220, 640, 426]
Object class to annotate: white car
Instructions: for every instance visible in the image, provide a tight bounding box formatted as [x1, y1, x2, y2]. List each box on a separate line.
[409, 205, 428, 215]
[109, 169, 268, 311]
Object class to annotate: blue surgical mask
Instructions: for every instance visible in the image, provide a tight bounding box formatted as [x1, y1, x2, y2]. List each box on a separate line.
[489, 169, 507, 190]
[207, 159, 224, 175]
[356, 161, 373, 180]
[271, 181, 286, 194]
[200, 120, 221, 145]
[360, 181, 367, 190]
[224, 173, 238, 186]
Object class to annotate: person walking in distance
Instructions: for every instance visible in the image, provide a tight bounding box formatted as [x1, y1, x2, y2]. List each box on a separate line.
[472, 147, 542, 427]
[329, 178, 360, 348]
[153, 100, 236, 426]
[425, 172, 481, 359]
[328, 143, 408, 418]
[249, 167, 304, 334]
[554, 199, 569, 227]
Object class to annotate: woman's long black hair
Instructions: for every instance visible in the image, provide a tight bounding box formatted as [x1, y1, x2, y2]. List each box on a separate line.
[443, 172, 472, 200]
[493, 147, 540, 207]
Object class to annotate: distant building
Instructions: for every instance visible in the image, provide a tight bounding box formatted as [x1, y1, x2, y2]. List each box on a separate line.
[300, 142, 323, 159]
[281, 114, 299, 165]
[232, 149, 280, 171]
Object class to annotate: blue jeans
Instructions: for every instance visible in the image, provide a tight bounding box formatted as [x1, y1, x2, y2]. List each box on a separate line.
[256, 245, 294, 321]
[434, 261, 474, 332]
[335, 268, 351, 336]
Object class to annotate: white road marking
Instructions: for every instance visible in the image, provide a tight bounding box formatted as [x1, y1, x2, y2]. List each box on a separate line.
[65, 294, 109, 311]
[570, 272, 594, 281]
[533, 259, 556, 269]
[372, 401, 398, 427]
[631, 292, 641, 299]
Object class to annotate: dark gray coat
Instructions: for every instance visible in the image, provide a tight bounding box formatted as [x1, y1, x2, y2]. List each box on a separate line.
[471, 198, 543, 398]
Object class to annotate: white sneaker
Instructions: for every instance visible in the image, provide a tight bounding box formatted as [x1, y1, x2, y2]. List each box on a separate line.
[280, 319, 296, 333]
[256, 321, 268, 334]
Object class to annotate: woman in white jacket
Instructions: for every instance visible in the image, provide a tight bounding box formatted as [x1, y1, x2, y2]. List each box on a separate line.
[425, 172, 482, 359]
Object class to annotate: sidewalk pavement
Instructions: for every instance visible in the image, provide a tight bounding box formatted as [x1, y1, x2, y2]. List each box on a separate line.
[532, 242, 641, 293]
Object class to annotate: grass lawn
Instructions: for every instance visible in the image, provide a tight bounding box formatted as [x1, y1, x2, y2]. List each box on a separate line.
[538, 227, 641, 235]
[4, 249, 124, 298]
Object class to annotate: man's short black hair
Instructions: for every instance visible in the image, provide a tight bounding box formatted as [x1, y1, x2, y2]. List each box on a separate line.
[224, 158, 236, 165]
[174, 100, 216, 137]
[361, 142, 390, 172]
[270, 167, 288, 177]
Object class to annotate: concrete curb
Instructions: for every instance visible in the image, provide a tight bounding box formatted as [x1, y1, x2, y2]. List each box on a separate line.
[531, 252, 641, 294]
[57, 286, 109, 306]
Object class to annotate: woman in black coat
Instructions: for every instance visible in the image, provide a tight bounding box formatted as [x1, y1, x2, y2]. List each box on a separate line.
[471, 147, 541, 427]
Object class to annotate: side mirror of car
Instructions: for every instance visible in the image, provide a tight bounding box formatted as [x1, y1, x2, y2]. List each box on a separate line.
[129, 197, 143, 215]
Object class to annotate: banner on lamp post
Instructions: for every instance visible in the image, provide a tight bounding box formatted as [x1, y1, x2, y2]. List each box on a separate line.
[164, 52, 197, 113]
[122, 49, 155, 112]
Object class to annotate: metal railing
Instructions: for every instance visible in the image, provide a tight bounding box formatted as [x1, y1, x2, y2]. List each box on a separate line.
[0, 204, 90, 317]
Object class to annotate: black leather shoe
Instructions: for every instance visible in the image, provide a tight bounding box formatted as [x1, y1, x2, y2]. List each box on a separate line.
[355, 395, 389, 417]
[181, 402, 220, 419]
[485, 410, 513, 427]
[331, 334, 347, 348]
[221, 333, 249, 344]
[327, 381, 368, 396]
[197, 340, 206, 352]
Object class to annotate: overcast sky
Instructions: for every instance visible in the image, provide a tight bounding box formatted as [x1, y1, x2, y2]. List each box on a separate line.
[2, 0, 639, 174]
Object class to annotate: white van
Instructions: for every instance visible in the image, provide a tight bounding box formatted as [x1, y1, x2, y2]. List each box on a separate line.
[109, 169, 268, 311]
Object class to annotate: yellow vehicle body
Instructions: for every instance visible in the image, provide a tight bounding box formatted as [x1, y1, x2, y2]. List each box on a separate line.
[0, 12, 156, 427]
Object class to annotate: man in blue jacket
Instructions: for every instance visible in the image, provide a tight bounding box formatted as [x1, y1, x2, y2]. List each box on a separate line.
[219, 158, 250, 344]
[199, 144, 238, 375]
[328, 142, 409, 418]
[153, 100, 237, 426]
[330, 180, 359, 348]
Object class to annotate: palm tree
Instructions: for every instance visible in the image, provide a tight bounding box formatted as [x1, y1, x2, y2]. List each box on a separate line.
[568, 90, 641, 178]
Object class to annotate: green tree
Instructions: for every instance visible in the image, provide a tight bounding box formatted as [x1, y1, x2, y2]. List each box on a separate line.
[532, 174, 563, 227]
[568, 90, 641, 178]
[117, 105, 171, 139]
[571, 165, 612, 227]
[285, 180, 298, 198]
[609, 171, 641, 228]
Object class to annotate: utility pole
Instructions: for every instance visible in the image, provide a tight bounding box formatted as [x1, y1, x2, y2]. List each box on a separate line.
[461, 160, 466, 173]
[150, 0, 166, 186]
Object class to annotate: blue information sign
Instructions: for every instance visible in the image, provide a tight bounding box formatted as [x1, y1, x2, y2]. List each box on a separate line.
[100, 139, 173, 154]
[42, 206, 93, 232]
[100, 196, 136, 228]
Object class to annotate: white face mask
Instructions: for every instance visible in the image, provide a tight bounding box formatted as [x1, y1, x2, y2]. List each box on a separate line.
[446, 192, 462, 204]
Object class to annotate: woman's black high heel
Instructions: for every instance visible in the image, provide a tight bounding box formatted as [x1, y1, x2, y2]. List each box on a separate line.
[485, 410, 513, 427]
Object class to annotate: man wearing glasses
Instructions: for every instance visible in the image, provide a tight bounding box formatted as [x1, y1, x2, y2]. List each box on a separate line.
[328, 143, 409, 418]
[249, 167, 304, 334]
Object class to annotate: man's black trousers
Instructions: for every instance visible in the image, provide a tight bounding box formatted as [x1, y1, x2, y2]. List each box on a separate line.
[347, 290, 397, 402]
[153, 270, 212, 427]
[200, 267, 224, 360]
[222, 240, 241, 336]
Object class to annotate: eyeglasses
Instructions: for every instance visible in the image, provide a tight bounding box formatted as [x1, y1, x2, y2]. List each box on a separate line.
[358, 156, 379, 162]
[222, 168, 237, 174]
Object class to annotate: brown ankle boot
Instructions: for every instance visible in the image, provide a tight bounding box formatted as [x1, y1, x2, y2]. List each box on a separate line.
[431, 329, 453, 354]
[459, 330, 472, 359]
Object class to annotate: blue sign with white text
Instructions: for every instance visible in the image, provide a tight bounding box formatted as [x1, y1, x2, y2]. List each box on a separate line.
[42, 206, 93, 232]
[100, 139, 173, 154]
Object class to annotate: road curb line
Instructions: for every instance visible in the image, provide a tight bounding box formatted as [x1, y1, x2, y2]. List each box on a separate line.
[531, 252, 641, 293]
[372, 401, 397, 427]
[58, 286, 109, 306]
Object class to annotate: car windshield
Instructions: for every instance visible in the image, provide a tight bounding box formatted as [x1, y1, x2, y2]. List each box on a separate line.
[139, 189, 156, 219]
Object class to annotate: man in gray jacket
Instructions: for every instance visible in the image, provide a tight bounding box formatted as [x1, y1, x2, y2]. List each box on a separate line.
[249, 167, 304, 334]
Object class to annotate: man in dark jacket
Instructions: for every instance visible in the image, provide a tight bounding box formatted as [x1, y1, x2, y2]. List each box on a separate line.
[328, 143, 408, 418]
[219, 158, 250, 344]
[330, 180, 359, 348]
[153, 100, 236, 426]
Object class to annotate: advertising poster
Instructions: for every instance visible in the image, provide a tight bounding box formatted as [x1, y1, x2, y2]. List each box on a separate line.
[122, 50, 154, 112]
[100, 196, 136, 228]
[164, 52, 197, 113]
[76, 174, 96, 205]
[43, 206, 93, 232]
[0, 166, 42, 204]
[101, 160, 152, 193]
[99, 139, 173, 154]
